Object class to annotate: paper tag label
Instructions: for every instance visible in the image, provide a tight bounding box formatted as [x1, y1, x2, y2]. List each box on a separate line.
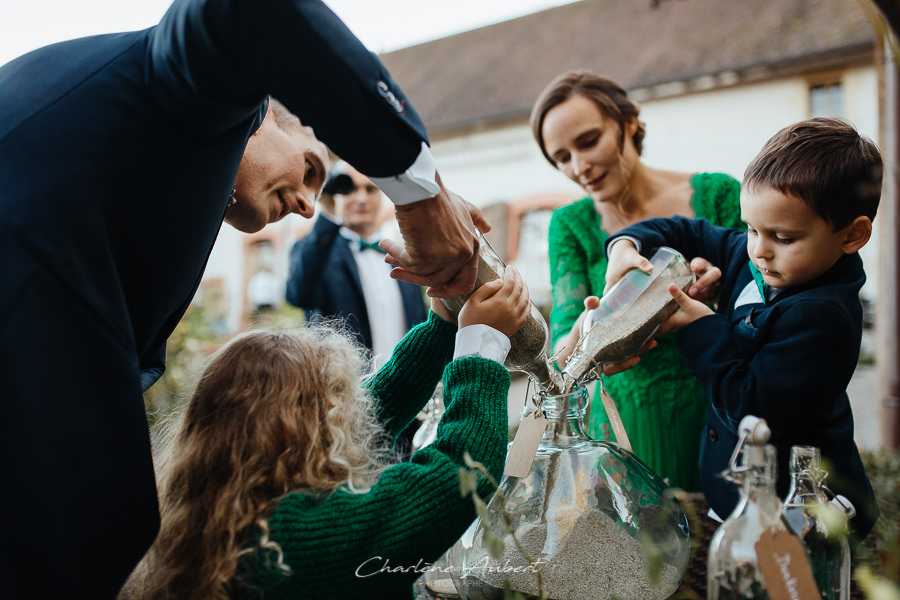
[755, 526, 822, 600]
[597, 379, 632, 453]
[504, 412, 547, 478]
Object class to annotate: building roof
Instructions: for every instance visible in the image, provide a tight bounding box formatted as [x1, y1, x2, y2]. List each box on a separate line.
[380, 0, 877, 136]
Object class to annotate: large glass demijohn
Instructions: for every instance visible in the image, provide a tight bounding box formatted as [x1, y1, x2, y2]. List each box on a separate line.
[449, 386, 691, 600]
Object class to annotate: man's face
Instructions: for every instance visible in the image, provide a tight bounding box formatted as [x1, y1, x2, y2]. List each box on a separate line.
[334, 166, 383, 237]
[227, 114, 328, 233]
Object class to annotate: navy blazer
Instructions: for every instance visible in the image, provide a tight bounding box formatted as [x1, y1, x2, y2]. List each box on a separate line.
[285, 215, 427, 351]
[608, 216, 879, 541]
[0, 1, 430, 596]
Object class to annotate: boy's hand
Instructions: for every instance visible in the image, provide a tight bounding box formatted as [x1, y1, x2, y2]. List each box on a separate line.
[688, 256, 722, 303]
[604, 239, 653, 293]
[658, 283, 715, 334]
[458, 266, 530, 338]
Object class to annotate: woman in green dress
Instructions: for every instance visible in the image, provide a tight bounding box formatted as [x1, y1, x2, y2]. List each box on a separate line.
[530, 71, 744, 491]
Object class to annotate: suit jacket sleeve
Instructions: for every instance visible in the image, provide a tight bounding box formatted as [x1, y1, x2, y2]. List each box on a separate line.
[606, 215, 744, 271]
[147, 0, 427, 175]
[678, 301, 859, 433]
[285, 215, 341, 309]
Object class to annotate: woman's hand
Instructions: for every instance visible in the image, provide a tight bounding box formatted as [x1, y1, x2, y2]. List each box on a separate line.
[552, 295, 599, 366]
[604, 239, 653, 293]
[458, 266, 530, 337]
[554, 295, 657, 375]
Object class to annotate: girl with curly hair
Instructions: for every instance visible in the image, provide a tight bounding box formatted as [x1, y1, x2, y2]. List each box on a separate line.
[121, 267, 531, 599]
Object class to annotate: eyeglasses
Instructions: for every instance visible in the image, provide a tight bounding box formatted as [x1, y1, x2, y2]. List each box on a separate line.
[323, 173, 380, 196]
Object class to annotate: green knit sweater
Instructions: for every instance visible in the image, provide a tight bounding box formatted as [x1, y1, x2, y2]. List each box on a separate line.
[235, 311, 511, 599]
[548, 172, 743, 491]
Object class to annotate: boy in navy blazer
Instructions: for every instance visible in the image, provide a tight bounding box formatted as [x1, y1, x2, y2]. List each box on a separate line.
[604, 118, 881, 542]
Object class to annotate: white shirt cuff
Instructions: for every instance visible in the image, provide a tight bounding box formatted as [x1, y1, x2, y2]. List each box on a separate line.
[369, 142, 441, 206]
[453, 324, 510, 364]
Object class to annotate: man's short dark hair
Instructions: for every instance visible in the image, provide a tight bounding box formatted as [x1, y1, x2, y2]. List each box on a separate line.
[268, 97, 303, 133]
[743, 117, 883, 230]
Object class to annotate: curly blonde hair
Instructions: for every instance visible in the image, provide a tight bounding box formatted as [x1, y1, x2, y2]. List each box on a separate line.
[122, 325, 392, 599]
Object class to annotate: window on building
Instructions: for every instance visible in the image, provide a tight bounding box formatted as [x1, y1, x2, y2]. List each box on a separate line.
[809, 82, 843, 117]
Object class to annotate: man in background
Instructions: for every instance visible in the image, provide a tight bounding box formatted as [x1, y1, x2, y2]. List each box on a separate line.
[287, 162, 428, 367]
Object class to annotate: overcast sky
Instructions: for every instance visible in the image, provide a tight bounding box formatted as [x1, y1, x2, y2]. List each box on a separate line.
[0, 0, 579, 66]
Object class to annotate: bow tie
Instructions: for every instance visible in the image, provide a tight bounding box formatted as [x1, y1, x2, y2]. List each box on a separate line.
[357, 238, 386, 253]
[748, 260, 769, 304]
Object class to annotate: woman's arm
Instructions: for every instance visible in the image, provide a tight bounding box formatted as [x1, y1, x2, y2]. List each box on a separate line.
[548, 206, 594, 356]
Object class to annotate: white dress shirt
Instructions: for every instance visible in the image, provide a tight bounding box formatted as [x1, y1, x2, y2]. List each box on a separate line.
[370, 142, 441, 206]
[339, 226, 407, 368]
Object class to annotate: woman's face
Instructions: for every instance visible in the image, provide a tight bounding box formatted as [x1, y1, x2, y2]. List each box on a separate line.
[541, 95, 638, 207]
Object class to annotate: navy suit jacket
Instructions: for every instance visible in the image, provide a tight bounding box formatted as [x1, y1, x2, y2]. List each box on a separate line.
[0, 1, 430, 597]
[608, 216, 879, 541]
[286, 215, 427, 352]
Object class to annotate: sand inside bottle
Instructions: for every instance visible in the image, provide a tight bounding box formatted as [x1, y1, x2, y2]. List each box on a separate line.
[563, 274, 693, 390]
[442, 255, 561, 393]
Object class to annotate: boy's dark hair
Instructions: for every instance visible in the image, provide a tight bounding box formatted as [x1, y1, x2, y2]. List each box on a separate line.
[743, 117, 883, 231]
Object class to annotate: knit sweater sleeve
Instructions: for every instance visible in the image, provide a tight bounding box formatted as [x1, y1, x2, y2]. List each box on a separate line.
[244, 357, 511, 599]
[363, 310, 456, 439]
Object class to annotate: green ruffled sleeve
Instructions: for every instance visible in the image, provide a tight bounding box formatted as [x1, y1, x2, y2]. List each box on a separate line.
[548, 197, 607, 349]
[691, 172, 744, 229]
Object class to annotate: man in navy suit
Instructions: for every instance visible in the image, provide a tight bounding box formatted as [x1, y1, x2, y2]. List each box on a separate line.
[0, 0, 489, 597]
[286, 164, 428, 366]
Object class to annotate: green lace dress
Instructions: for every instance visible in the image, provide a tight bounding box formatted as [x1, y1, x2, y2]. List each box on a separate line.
[548, 173, 743, 491]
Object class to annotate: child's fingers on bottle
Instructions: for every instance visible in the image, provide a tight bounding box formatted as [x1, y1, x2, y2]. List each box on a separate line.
[469, 278, 504, 302]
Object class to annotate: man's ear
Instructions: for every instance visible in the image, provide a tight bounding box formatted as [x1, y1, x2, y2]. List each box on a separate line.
[841, 216, 872, 254]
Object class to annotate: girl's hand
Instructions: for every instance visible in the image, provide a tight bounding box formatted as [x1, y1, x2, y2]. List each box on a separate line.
[657, 283, 715, 334]
[430, 296, 458, 326]
[458, 266, 530, 338]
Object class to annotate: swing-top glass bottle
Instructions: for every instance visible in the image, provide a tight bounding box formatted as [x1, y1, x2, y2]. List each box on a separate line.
[782, 445, 852, 600]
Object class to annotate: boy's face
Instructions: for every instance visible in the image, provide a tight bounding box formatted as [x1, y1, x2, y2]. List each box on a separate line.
[741, 187, 850, 289]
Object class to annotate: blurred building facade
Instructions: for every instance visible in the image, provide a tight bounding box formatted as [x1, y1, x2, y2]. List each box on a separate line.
[202, 0, 882, 336]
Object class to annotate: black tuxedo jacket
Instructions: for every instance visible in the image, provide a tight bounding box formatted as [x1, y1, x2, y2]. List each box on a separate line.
[286, 215, 427, 352]
[0, 0, 429, 596]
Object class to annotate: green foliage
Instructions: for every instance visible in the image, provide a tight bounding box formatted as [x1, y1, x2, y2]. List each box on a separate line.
[142, 302, 307, 428]
[458, 452, 546, 600]
[142, 303, 228, 427]
[247, 302, 306, 332]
